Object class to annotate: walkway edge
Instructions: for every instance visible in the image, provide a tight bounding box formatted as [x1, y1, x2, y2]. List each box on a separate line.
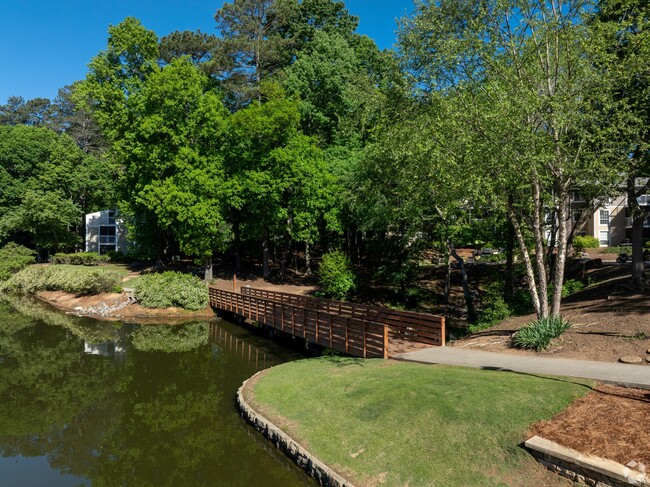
[525, 436, 649, 486]
[237, 371, 354, 487]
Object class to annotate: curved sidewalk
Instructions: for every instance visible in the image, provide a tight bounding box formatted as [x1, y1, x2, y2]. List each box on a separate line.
[395, 347, 650, 389]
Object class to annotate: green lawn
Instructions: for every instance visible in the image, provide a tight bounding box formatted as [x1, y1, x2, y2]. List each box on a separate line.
[53, 263, 131, 277]
[252, 358, 592, 487]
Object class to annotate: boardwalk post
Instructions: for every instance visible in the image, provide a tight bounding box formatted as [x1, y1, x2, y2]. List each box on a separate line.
[440, 316, 446, 346]
[363, 322, 367, 358]
[233, 274, 237, 293]
[383, 325, 389, 359]
[345, 317, 349, 354]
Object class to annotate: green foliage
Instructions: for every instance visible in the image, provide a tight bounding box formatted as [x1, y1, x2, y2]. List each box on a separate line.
[0, 243, 36, 281]
[573, 235, 600, 252]
[644, 241, 650, 249]
[51, 252, 108, 266]
[561, 279, 585, 298]
[133, 272, 208, 311]
[1, 265, 121, 295]
[513, 317, 572, 352]
[318, 250, 356, 299]
[469, 282, 511, 333]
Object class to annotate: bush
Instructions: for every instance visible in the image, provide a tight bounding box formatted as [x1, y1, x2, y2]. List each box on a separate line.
[573, 235, 599, 252]
[133, 272, 208, 311]
[645, 241, 650, 249]
[469, 282, 511, 333]
[1, 265, 122, 295]
[0, 243, 36, 281]
[51, 252, 108, 266]
[561, 279, 585, 298]
[318, 250, 356, 300]
[512, 316, 571, 352]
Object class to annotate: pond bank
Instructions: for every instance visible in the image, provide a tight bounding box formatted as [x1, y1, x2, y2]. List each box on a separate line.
[36, 290, 216, 323]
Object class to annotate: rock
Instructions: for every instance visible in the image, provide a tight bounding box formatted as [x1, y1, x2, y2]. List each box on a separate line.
[619, 355, 643, 364]
[646, 348, 650, 354]
[639, 462, 646, 473]
[647, 356, 650, 363]
[627, 460, 638, 469]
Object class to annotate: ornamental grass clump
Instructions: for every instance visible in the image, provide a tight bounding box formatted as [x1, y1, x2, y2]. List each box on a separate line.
[512, 316, 571, 352]
[51, 252, 108, 265]
[133, 272, 208, 311]
[1, 265, 121, 295]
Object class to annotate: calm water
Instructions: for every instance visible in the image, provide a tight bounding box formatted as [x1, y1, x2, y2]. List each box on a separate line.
[0, 295, 313, 487]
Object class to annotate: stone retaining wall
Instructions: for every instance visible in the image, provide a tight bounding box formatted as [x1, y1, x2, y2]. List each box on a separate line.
[237, 372, 354, 487]
[525, 436, 649, 487]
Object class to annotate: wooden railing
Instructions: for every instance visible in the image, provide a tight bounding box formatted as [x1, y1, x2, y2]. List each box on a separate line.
[240, 287, 445, 347]
[209, 288, 388, 359]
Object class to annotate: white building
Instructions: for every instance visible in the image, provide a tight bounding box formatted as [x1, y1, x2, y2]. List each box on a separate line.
[85, 209, 128, 254]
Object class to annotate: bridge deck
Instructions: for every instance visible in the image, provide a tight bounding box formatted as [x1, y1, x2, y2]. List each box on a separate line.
[209, 287, 445, 359]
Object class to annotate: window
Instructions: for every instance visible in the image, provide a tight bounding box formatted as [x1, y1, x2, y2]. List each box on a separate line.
[99, 226, 116, 245]
[108, 210, 116, 225]
[599, 209, 609, 225]
[638, 195, 650, 206]
[599, 230, 609, 246]
[571, 191, 584, 202]
[573, 212, 581, 222]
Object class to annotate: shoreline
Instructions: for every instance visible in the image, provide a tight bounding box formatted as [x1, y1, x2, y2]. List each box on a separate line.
[36, 290, 216, 323]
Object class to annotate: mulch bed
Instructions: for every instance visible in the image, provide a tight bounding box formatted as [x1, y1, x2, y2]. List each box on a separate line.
[530, 383, 650, 470]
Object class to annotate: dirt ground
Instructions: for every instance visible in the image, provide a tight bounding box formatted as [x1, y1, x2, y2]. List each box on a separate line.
[450, 266, 650, 364]
[37, 290, 215, 323]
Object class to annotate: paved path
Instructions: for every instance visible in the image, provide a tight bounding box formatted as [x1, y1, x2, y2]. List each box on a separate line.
[395, 347, 650, 389]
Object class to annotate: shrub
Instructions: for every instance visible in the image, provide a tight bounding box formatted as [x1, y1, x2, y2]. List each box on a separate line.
[469, 282, 511, 333]
[0, 243, 37, 281]
[51, 252, 108, 266]
[133, 272, 208, 311]
[318, 250, 356, 300]
[645, 241, 650, 249]
[512, 316, 571, 352]
[561, 279, 585, 298]
[1, 265, 121, 295]
[573, 235, 599, 252]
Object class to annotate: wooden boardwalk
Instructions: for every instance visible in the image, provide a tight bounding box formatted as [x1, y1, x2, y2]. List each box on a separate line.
[209, 286, 445, 359]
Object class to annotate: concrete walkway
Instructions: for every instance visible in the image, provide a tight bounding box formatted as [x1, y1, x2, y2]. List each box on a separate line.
[395, 347, 650, 389]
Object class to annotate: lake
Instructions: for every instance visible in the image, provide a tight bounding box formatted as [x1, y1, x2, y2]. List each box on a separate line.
[0, 295, 314, 486]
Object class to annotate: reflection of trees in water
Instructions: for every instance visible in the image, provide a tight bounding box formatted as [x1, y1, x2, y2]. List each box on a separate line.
[130, 322, 209, 353]
[0, 301, 309, 486]
[1, 294, 120, 342]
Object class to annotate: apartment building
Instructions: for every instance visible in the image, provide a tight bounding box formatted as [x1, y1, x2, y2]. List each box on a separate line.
[571, 189, 650, 247]
[85, 209, 128, 254]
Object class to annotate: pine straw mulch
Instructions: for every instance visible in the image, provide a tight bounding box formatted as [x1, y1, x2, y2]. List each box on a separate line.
[530, 383, 650, 470]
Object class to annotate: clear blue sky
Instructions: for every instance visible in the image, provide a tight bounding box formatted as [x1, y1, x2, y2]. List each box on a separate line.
[0, 0, 413, 103]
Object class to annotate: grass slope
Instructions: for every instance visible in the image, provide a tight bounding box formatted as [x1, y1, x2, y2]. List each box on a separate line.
[252, 358, 592, 487]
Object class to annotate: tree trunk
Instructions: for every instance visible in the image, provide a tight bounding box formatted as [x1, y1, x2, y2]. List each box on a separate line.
[532, 179, 549, 318]
[448, 239, 476, 323]
[305, 242, 312, 276]
[504, 217, 515, 301]
[507, 206, 542, 317]
[233, 219, 242, 273]
[203, 256, 213, 282]
[262, 233, 270, 280]
[550, 189, 569, 317]
[628, 176, 649, 284]
[279, 236, 292, 282]
[443, 248, 451, 305]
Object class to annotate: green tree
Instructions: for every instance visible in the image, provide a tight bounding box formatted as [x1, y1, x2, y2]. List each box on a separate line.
[214, 0, 294, 107]
[589, 0, 650, 285]
[399, 0, 625, 319]
[116, 58, 230, 279]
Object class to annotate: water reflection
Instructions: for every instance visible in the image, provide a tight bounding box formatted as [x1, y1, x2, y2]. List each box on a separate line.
[0, 296, 312, 486]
